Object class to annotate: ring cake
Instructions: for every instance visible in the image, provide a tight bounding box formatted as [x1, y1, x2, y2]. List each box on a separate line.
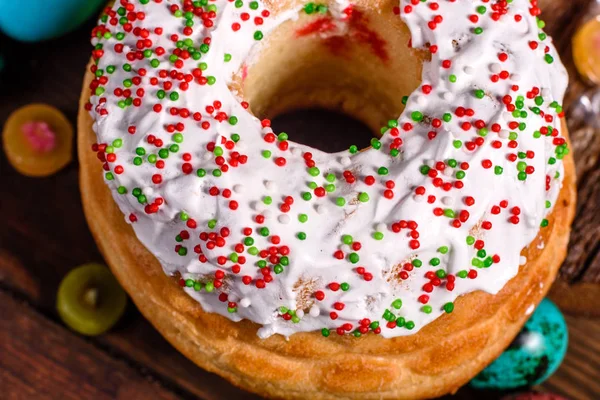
[79, 0, 576, 398]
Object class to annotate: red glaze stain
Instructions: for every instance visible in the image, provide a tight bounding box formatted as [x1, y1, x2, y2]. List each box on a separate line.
[348, 9, 389, 62]
[295, 7, 389, 62]
[296, 17, 337, 36]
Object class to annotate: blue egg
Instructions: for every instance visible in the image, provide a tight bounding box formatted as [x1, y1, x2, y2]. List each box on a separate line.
[470, 298, 568, 390]
[0, 0, 105, 42]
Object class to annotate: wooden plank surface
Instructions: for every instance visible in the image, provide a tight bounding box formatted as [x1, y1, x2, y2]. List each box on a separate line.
[0, 291, 181, 400]
[1, 0, 599, 399]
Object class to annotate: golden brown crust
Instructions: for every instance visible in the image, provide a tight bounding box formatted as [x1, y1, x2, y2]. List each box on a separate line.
[78, 2, 576, 393]
[78, 64, 576, 399]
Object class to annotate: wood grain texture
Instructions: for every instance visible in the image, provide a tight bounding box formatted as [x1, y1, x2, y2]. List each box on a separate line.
[0, 291, 180, 400]
[0, 0, 599, 398]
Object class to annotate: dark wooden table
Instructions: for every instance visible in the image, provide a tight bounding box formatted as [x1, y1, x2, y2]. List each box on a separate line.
[1, 1, 599, 399]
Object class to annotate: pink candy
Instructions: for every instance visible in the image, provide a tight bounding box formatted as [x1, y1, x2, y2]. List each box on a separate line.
[21, 121, 56, 153]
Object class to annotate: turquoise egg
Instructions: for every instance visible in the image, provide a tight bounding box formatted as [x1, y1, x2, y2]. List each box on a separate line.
[471, 298, 568, 390]
[0, 0, 105, 42]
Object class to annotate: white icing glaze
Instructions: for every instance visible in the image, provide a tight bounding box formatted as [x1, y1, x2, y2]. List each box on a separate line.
[88, 0, 568, 338]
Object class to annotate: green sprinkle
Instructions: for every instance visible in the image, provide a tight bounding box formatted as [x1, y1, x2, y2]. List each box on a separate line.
[342, 235, 353, 245]
[411, 111, 423, 122]
[443, 209, 456, 218]
[158, 149, 169, 159]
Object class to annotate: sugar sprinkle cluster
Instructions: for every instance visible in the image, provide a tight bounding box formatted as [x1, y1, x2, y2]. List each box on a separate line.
[87, 0, 568, 338]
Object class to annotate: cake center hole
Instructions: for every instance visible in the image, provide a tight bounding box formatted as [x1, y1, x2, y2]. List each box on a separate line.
[238, 5, 422, 154]
[271, 108, 373, 153]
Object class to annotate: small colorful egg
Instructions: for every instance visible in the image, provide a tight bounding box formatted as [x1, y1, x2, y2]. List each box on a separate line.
[57, 264, 127, 336]
[0, 0, 105, 42]
[470, 298, 568, 390]
[572, 15, 600, 84]
[2, 104, 73, 177]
